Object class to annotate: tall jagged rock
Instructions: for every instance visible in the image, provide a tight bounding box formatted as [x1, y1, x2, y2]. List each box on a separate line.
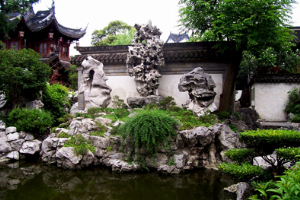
[179, 67, 217, 116]
[126, 20, 164, 96]
[78, 56, 112, 110]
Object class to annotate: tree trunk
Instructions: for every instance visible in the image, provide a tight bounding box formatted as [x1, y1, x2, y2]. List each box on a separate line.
[219, 49, 243, 112]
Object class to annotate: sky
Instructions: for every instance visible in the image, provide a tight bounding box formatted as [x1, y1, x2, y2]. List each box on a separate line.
[33, 0, 300, 56]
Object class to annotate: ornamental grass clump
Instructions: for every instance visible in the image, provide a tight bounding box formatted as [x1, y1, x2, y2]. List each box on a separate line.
[119, 109, 180, 166]
[64, 134, 95, 156]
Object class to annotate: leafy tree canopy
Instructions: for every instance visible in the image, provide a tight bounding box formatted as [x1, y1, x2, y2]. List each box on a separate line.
[178, 0, 297, 111]
[0, 0, 39, 36]
[179, 0, 295, 53]
[91, 20, 136, 46]
[0, 48, 51, 108]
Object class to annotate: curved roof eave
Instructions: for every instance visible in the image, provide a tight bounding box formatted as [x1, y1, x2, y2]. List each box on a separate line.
[54, 18, 86, 40]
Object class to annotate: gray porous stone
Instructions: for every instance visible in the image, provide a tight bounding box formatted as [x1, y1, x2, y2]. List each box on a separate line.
[178, 67, 217, 116]
[24, 134, 34, 141]
[56, 147, 82, 169]
[103, 158, 140, 172]
[174, 154, 187, 169]
[90, 136, 109, 149]
[94, 117, 112, 126]
[236, 182, 252, 200]
[126, 20, 164, 96]
[54, 128, 69, 135]
[81, 150, 94, 167]
[78, 56, 112, 110]
[19, 140, 42, 155]
[145, 153, 168, 168]
[157, 164, 176, 174]
[9, 139, 25, 151]
[68, 118, 96, 135]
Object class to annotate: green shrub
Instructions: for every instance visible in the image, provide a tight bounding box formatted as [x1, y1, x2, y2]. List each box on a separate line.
[57, 113, 73, 124]
[285, 88, 300, 116]
[291, 114, 300, 123]
[42, 83, 69, 125]
[112, 95, 126, 108]
[276, 148, 300, 163]
[159, 96, 176, 110]
[114, 108, 129, 118]
[57, 132, 69, 138]
[66, 65, 78, 91]
[106, 146, 113, 152]
[7, 108, 53, 134]
[110, 125, 121, 135]
[91, 122, 107, 137]
[225, 148, 254, 164]
[119, 109, 179, 164]
[240, 129, 300, 154]
[217, 111, 230, 121]
[229, 123, 238, 132]
[64, 134, 95, 156]
[164, 108, 217, 130]
[218, 163, 263, 181]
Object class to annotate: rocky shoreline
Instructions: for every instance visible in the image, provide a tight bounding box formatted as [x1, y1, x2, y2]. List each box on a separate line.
[0, 117, 242, 174]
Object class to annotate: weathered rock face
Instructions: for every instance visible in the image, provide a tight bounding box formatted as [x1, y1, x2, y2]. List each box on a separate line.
[0, 124, 43, 162]
[126, 20, 164, 96]
[127, 95, 165, 108]
[78, 56, 112, 110]
[178, 67, 217, 116]
[25, 100, 44, 110]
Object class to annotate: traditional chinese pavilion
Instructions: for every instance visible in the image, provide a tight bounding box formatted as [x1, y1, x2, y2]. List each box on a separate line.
[0, 1, 86, 85]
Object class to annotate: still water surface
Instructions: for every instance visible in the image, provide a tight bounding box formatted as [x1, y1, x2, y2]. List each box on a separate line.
[0, 161, 237, 200]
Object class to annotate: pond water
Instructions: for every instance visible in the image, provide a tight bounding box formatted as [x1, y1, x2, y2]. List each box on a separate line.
[0, 161, 237, 200]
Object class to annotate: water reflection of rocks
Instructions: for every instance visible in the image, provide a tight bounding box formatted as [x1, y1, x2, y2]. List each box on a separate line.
[0, 161, 236, 200]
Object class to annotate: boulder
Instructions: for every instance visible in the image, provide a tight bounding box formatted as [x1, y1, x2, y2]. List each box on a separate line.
[174, 154, 187, 169]
[90, 136, 109, 149]
[5, 127, 16, 134]
[81, 150, 94, 167]
[24, 134, 34, 141]
[6, 151, 19, 160]
[237, 182, 253, 200]
[54, 128, 69, 135]
[145, 153, 168, 168]
[56, 147, 82, 169]
[68, 118, 96, 135]
[9, 139, 25, 151]
[103, 158, 140, 172]
[94, 117, 112, 126]
[0, 139, 12, 153]
[157, 164, 176, 174]
[19, 140, 42, 155]
[7, 133, 19, 142]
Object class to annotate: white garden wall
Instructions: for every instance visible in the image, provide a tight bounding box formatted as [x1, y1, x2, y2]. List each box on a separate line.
[251, 83, 300, 121]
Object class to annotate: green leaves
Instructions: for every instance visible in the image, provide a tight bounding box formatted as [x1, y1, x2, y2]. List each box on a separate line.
[7, 108, 53, 135]
[91, 20, 135, 46]
[0, 49, 50, 107]
[119, 109, 179, 165]
[218, 163, 263, 180]
[179, 0, 295, 52]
